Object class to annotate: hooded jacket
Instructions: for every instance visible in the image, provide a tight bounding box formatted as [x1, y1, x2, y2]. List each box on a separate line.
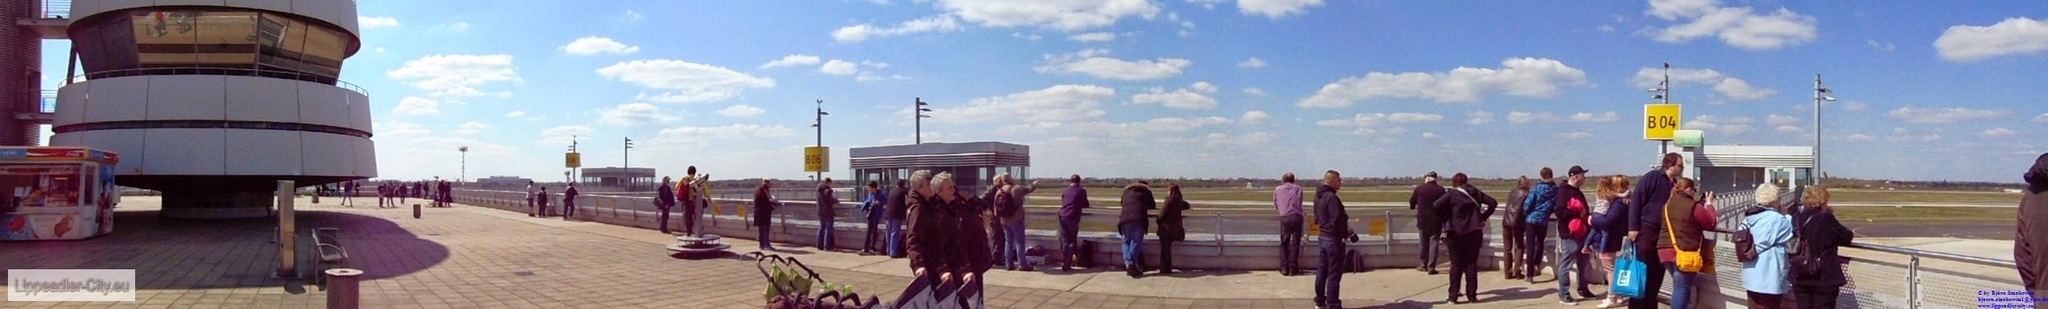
[1119, 183, 1156, 227]
[751, 187, 776, 227]
[1524, 181, 1557, 224]
[1314, 185, 1352, 240]
[2016, 153, 2048, 289]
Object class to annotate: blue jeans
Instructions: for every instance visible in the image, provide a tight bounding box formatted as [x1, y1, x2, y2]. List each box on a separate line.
[1005, 220, 1030, 268]
[1119, 222, 1145, 271]
[817, 217, 835, 250]
[1664, 261, 1698, 309]
[1314, 239, 1347, 307]
[1556, 236, 1588, 299]
[886, 217, 905, 257]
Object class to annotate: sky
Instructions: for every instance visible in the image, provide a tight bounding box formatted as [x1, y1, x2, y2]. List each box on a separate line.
[39, 0, 2048, 183]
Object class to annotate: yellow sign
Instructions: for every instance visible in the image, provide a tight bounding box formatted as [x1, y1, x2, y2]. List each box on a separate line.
[1366, 218, 1387, 236]
[804, 146, 829, 172]
[565, 152, 582, 168]
[1308, 220, 1319, 235]
[1644, 104, 1682, 140]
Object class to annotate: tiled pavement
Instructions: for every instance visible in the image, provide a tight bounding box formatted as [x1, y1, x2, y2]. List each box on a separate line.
[2, 196, 1580, 308]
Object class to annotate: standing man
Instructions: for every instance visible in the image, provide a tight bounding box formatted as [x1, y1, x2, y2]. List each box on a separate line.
[1435, 173, 1499, 304]
[1409, 171, 1448, 274]
[678, 167, 702, 236]
[1274, 172, 1306, 276]
[341, 181, 353, 207]
[438, 179, 452, 208]
[859, 181, 887, 255]
[2017, 153, 2048, 296]
[997, 175, 1040, 271]
[1625, 153, 1683, 309]
[1058, 174, 1090, 271]
[886, 179, 911, 258]
[817, 178, 841, 251]
[526, 181, 539, 217]
[983, 175, 1009, 267]
[1553, 166, 1594, 304]
[562, 182, 580, 220]
[1522, 167, 1559, 283]
[656, 177, 675, 234]
[754, 180, 780, 251]
[537, 187, 551, 217]
[1117, 180, 1156, 278]
[1502, 176, 1530, 280]
[1313, 170, 1359, 309]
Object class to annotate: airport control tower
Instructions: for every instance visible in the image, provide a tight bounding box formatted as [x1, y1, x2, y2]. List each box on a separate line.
[25, 0, 376, 219]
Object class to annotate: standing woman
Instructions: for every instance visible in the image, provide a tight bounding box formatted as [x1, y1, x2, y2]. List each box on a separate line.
[753, 180, 779, 251]
[1791, 186, 1853, 309]
[1590, 175, 1633, 308]
[1741, 183, 1795, 309]
[1657, 177, 1717, 309]
[1156, 184, 1191, 274]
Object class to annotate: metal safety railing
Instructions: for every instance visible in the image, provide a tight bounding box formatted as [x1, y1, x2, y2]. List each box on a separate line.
[39, 90, 57, 113]
[39, 0, 71, 19]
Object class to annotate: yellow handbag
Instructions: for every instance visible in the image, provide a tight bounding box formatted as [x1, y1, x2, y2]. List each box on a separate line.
[1665, 203, 1706, 273]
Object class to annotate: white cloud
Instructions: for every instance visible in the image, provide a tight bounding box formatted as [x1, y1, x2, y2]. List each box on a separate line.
[537, 126, 594, 147]
[1467, 111, 1495, 125]
[819, 60, 859, 75]
[1297, 57, 1589, 107]
[1507, 111, 1544, 124]
[1685, 115, 1758, 135]
[833, 15, 964, 43]
[386, 54, 521, 98]
[623, 10, 644, 22]
[1886, 127, 1943, 142]
[596, 59, 774, 104]
[1887, 106, 2013, 124]
[1189, 81, 1219, 94]
[1241, 110, 1271, 124]
[717, 105, 766, 118]
[1237, 57, 1267, 69]
[1598, 25, 1617, 32]
[359, 16, 399, 29]
[1843, 101, 1869, 112]
[1642, 0, 1819, 50]
[856, 72, 908, 82]
[1842, 133, 1875, 142]
[1557, 131, 1595, 140]
[1422, 132, 1440, 139]
[760, 55, 823, 69]
[1132, 87, 1217, 110]
[374, 47, 387, 53]
[453, 121, 490, 135]
[1934, 17, 2048, 62]
[928, 85, 1113, 124]
[649, 124, 796, 147]
[2038, 113, 2048, 122]
[1141, 117, 1234, 132]
[1238, 0, 1327, 19]
[559, 36, 640, 55]
[393, 96, 440, 116]
[505, 110, 526, 118]
[1068, 32, 1116, 42]
[1188, 0, 1224, 10]
[1243, 87, 1267, 96]
[1631, 67, 1776, 101]
[599, 103, 680, 126]
[1316, 113, 1444, 129]
[1867, 40, 1896, 51]
[434, 22, 471, 32]
[1776, 125, 1802, 134]
[938, 0, 1160, 31]
[1980, 127, 2017, 137]
[1570, 111, 1620, 122]
[1034, 49, 1191, 81]
[1767, 114, 1800, 126]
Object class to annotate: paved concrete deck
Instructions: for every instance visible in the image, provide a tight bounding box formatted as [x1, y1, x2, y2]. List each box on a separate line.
[1, 196, 1624, 308]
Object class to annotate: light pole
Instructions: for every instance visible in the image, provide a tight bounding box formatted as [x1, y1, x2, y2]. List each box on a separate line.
[458, 146, 468, 184]
[1813, 74, 1835, 186]
[567, 135, 578, 184]
[1648, 62, 1671, 156]
[623, 137, 634, 190]
[915, 97, 932, 144]
[812, 99, 829, 182]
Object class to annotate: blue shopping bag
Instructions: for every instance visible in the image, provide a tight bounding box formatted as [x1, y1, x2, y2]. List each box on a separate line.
[1611, 242, 1650, 298]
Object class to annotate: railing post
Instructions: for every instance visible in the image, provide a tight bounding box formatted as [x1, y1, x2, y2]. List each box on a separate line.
[1383, 210, 1393, 255]
[1213, 210, 1223, 257]
[1908, 254, 1921, 309]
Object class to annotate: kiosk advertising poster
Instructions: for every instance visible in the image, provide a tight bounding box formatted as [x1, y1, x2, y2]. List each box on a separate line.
[0, 147, 120, 241]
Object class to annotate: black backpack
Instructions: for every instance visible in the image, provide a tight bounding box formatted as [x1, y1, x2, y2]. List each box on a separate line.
[995, 189, 1020, 218]
[1733, 221, 1759, 262]
[1787, 212, 1824, 276]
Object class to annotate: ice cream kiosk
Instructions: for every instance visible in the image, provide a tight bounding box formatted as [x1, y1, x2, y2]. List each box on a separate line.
[0, 147, 120, 240]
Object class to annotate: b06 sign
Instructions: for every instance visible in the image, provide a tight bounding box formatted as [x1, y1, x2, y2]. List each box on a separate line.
[1644, 104, 1682, 140]
[803, 146, 829, 173]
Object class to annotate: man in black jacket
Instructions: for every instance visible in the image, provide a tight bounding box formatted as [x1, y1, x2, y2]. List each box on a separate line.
[1552, 166, 1594, 303]
[1625, 153, 1682, 309]
[656, 177, 675, 234]
[886, 179, 911, 258]
[1313, 170, 1359, 309]
[1435, 173, 1497, 304]
[1409, 171, 1447, 274]
[1118, 181, 1156, 278]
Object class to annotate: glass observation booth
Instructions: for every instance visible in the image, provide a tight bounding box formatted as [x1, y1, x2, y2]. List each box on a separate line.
[849, 142, 1030, 193]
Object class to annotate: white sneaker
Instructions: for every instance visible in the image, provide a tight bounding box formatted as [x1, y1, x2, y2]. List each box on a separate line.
[1596, 299, 1617, 308]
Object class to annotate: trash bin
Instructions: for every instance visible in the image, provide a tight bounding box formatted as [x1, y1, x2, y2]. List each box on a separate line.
[325, 268, 363, 309]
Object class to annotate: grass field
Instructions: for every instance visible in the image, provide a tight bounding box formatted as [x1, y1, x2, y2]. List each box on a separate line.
[1831, 206, 2017, 223]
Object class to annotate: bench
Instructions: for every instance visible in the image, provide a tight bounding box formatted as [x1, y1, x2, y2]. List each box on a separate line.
[311, 228, 348, 288]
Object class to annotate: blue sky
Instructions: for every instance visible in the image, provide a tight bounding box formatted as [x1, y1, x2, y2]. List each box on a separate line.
[42, 0, 2048, 183]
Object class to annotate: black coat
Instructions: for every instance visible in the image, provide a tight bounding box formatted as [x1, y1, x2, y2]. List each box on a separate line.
[752, 189, 777, 227]
[1157, 196, 1190, 241]
[1434, 185, 1499, 236]
[2020, 154, 2048, 290]
[885, 186, 910, 220]
[1409, 182, 1448, 234]
[1791, 207, 1854, 288]
[1553, 183, 1587, 236]
[1119, 184, 1156, 227]
[1314, 185, 1351, 240]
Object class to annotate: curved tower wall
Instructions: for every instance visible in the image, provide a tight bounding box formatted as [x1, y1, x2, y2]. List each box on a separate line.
[51, 0, 375, 219]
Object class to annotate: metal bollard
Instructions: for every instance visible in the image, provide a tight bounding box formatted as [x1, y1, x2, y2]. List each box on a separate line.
[1213, 211, 1224, 257]
[413, 203, 421, 219]
[325, 268, 363, 309]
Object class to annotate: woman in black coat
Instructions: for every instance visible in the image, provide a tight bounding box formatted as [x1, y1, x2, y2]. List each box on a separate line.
[1791, 186, 1853, 309]
[1156, 184, 1191, 274]
[752, 180, 779, 251]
